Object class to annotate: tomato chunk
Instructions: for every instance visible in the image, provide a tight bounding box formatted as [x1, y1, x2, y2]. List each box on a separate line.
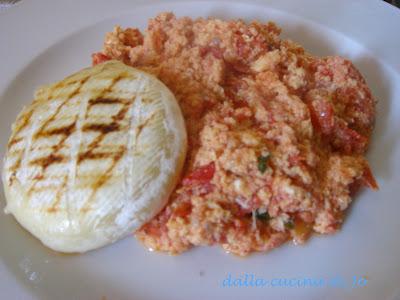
[182, 162, 216, 186]
[92, 52, 111, 66]
[362, 164, 379, 190]
[334, 121, 367, 153]
[308, 100, 335, 135]
[173, 202, 192, 218]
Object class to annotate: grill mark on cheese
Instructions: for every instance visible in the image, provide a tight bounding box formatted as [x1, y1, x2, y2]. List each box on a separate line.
[30, 153, 67, 168]
[78, 120, 123, 163]
[23, 76, 91, 200]
[32, 75, 90, 142]
[78, 151, 116, 162]
[89, 98, 126, 105]
[96, 74, 127, 95]
[7, 69, 140, 213]
[27, 119, 77, 197]
[8, 137, 23, 148]
[8, 72, 93, 172]
[7, 108, 35, 185]
[110, 98, 131, 121]
[38, 122, 76, 137]
[78, 98, 132, 212]
[30, 120, 77, 168]
[129, 112, 159, 158]
[82, 122, 121, 134]
[136, 112, 158, 139]
[75, 74, 133, 212]
[53, 74, 126, 212]
[8, 111, 76, 187]
[80, 147, 126, 213]
[47, 175, 68, 213]
[80, 94, 132, 156]
[8, 108, 34, 147]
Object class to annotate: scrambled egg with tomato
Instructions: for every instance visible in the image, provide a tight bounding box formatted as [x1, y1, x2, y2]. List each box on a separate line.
[93, 13, 377, 256]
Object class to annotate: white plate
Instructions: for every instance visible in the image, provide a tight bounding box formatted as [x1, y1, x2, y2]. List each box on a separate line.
[1, 1, 400, 299]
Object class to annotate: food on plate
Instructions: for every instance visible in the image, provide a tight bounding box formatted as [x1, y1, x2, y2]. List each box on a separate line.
[2, 60, 187, 253]
[92, 12, 378, 256]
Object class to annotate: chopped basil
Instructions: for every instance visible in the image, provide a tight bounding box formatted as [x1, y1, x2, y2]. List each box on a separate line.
[256, 210, 270, 222]
[285, 219, 294, 229]
[257, 154, 270, 173]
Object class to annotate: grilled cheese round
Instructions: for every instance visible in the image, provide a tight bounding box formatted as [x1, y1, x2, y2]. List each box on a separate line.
[2, 60, 187, 253]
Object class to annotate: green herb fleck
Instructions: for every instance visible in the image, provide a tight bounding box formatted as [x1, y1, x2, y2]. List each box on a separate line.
[285, 219, 294, 230]
[256, 210, 270, 222]
[257, 154, 270, 174]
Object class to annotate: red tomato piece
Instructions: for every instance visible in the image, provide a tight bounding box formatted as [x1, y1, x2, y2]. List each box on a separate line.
[308, 100, 335, 135]
[92, 52, 111, 66]
[334, 121, 368, 153]
[173, 202, 193, 218]
[141, 208, 171, 237]
[362, 164, 379, 190]
[182, 162, 216, 186]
